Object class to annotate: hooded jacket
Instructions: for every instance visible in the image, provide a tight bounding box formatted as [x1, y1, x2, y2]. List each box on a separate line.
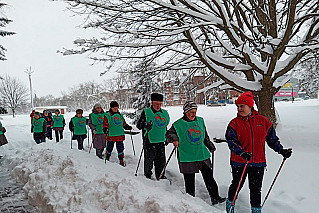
[225, 110, 283, 167]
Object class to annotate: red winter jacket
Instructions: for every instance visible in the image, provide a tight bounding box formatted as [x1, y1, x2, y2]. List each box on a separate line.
[225, 110, 283, 167]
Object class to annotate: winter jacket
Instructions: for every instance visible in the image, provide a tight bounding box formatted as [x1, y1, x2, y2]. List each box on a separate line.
[103, 109, 132, 142]
[225, 110, 283, 167]
[166, 115, 216, 173]
[88, 107, 106, 149]
[136, 106, 168, 149]
[43, 115, 53, 127]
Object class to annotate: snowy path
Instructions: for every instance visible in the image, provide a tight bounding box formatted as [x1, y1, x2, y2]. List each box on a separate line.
[0, 99, 318, 212]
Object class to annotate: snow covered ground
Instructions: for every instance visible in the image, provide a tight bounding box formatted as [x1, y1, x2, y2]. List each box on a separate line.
[0, 99, 318, 213]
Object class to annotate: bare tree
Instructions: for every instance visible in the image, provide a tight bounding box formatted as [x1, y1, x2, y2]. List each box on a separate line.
[0, 75, 29, 117]
[60, 0, 319, 125]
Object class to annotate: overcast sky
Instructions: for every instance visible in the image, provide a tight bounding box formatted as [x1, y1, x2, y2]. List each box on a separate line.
[1, 0, 111, 97]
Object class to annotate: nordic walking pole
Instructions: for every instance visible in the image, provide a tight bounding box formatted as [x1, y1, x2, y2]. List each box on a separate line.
[231, 160, 249, 210]
[89, 133, 96, 154]
[135, 146, 144, 176]
[130, 130, 136, 156]
[158, 147, 177, 180]
[262, 148, 292, 207]
[87, 126, 90, 148]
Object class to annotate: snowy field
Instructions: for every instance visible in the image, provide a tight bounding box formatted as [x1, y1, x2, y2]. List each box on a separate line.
[0, 99, 318, 213]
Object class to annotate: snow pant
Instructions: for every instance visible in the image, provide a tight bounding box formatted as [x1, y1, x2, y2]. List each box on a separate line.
[144, 143, 166, 179]
[46, 126, 53, 140]
[33, 132, 46, 144]
[228, 166, 265, 207]
[54, 130, 63, 142]
[183, 161, 220, 200]
[106, 141, 124, 160]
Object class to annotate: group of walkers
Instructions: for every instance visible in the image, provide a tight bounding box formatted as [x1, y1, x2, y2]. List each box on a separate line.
[26, 91, 292, 213]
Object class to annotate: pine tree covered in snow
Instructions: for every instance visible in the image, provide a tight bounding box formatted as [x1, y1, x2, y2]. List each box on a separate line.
[297, 55, 319, 96]
[0, 2, 15, 61]
[128, 59, 160, 123]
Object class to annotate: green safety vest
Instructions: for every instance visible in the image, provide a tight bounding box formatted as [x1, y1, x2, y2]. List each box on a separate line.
[71, 116, 87, 135]
[53, 115, 64, 128]
[105, 112, 125, 136]
[90, 112, 106, 134]
[144, 108, 170, 143]
[32, 118, 45, 133]
[0, 121, 3, 135]
[173, 116, 211, 162]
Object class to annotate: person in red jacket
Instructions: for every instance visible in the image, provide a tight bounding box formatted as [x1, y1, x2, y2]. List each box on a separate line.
[225, 91, 292, 213]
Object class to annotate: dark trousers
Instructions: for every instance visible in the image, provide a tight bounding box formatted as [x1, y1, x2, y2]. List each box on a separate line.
[144, 144, 166, 179]
[106, 141, 124, 160]
[96, 148, 104, 159]
[54, 130, 63, 142]
[76, 136, 86, 150]
[33, 132, 46, 144]
[46, 126, 52, 139]
[183, 162, 220, 199]
[228, 166, 265, 207]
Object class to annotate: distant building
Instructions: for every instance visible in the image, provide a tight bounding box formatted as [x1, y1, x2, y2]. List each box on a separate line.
[34, 106, 68, 114]
[274, 76, 299, 101]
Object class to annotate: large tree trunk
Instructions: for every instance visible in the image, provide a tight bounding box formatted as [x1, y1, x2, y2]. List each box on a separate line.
[254, 88, 277, 127]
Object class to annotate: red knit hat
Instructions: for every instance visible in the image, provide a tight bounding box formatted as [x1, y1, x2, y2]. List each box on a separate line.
[236, 91, 254, 108]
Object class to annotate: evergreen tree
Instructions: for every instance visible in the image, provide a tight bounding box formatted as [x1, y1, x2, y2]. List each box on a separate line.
[0, 2, 15, 60]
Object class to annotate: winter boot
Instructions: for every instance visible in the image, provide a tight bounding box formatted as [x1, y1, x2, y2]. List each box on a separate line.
[226, 198, 235, 213]
[211, 196, 226, 205]
[119, 160, 126, 167]
[251, 207, 262, 213]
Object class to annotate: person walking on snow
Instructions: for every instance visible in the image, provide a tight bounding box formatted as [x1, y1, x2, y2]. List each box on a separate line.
[103, 101, 132, 167]
[0, 120, 9, 157]
[31, 112, 47, 144]
[43, 110, 53, 140]
[137, 93, 170, 180]
[69, 109, 88, 150]
[88, 103, 106, 159]
[225, 91, 292, 213]
[166, 101, 226, 205]
[52, 109, 65, 142]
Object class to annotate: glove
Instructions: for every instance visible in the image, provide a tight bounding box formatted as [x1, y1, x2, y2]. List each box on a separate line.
[144, 122, 152, 131]
[92, 129, 97, 135]
[280, 149, 292, 159]
[127, 125, 133, 130]
[240, 152, 252, 161]
[103, 127, 109, 135]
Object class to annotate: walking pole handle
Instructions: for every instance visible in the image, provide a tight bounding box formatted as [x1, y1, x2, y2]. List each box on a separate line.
[158, 147, 177, 180]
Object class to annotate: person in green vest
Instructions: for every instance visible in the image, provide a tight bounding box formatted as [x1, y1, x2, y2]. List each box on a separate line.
[136, 93, 170, 180]
[88, 103, 106, 159]
[31, 112, 47, 144]
[166, 101, 226, 205]
[69, 109, 88, 150]
[103, 101, 132, 167]
[0, 120, 9, 155]
[52, 109, 65, 142]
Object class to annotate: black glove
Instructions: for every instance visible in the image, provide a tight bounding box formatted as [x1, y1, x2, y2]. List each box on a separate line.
[240, 152, 252, 161]
[280, 149, 292, 159]
[103, 127, 109, 135]
[125, 125, 132, 130]
[0, 127, 6, 133]
[144, 121, 152, 131]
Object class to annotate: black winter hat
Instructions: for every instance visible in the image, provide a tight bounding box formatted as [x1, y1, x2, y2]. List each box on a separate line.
[110, 101, 119, 108]
[76, 109, 83, 114]
[151, 93, 163, 102]
[34, 112, 41, 116]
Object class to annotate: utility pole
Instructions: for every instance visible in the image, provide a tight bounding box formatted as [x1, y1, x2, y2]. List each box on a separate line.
[25, 67, 34, 109]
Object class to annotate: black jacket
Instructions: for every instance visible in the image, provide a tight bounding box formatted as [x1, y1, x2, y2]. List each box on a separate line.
[136, 106, 165, 149]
